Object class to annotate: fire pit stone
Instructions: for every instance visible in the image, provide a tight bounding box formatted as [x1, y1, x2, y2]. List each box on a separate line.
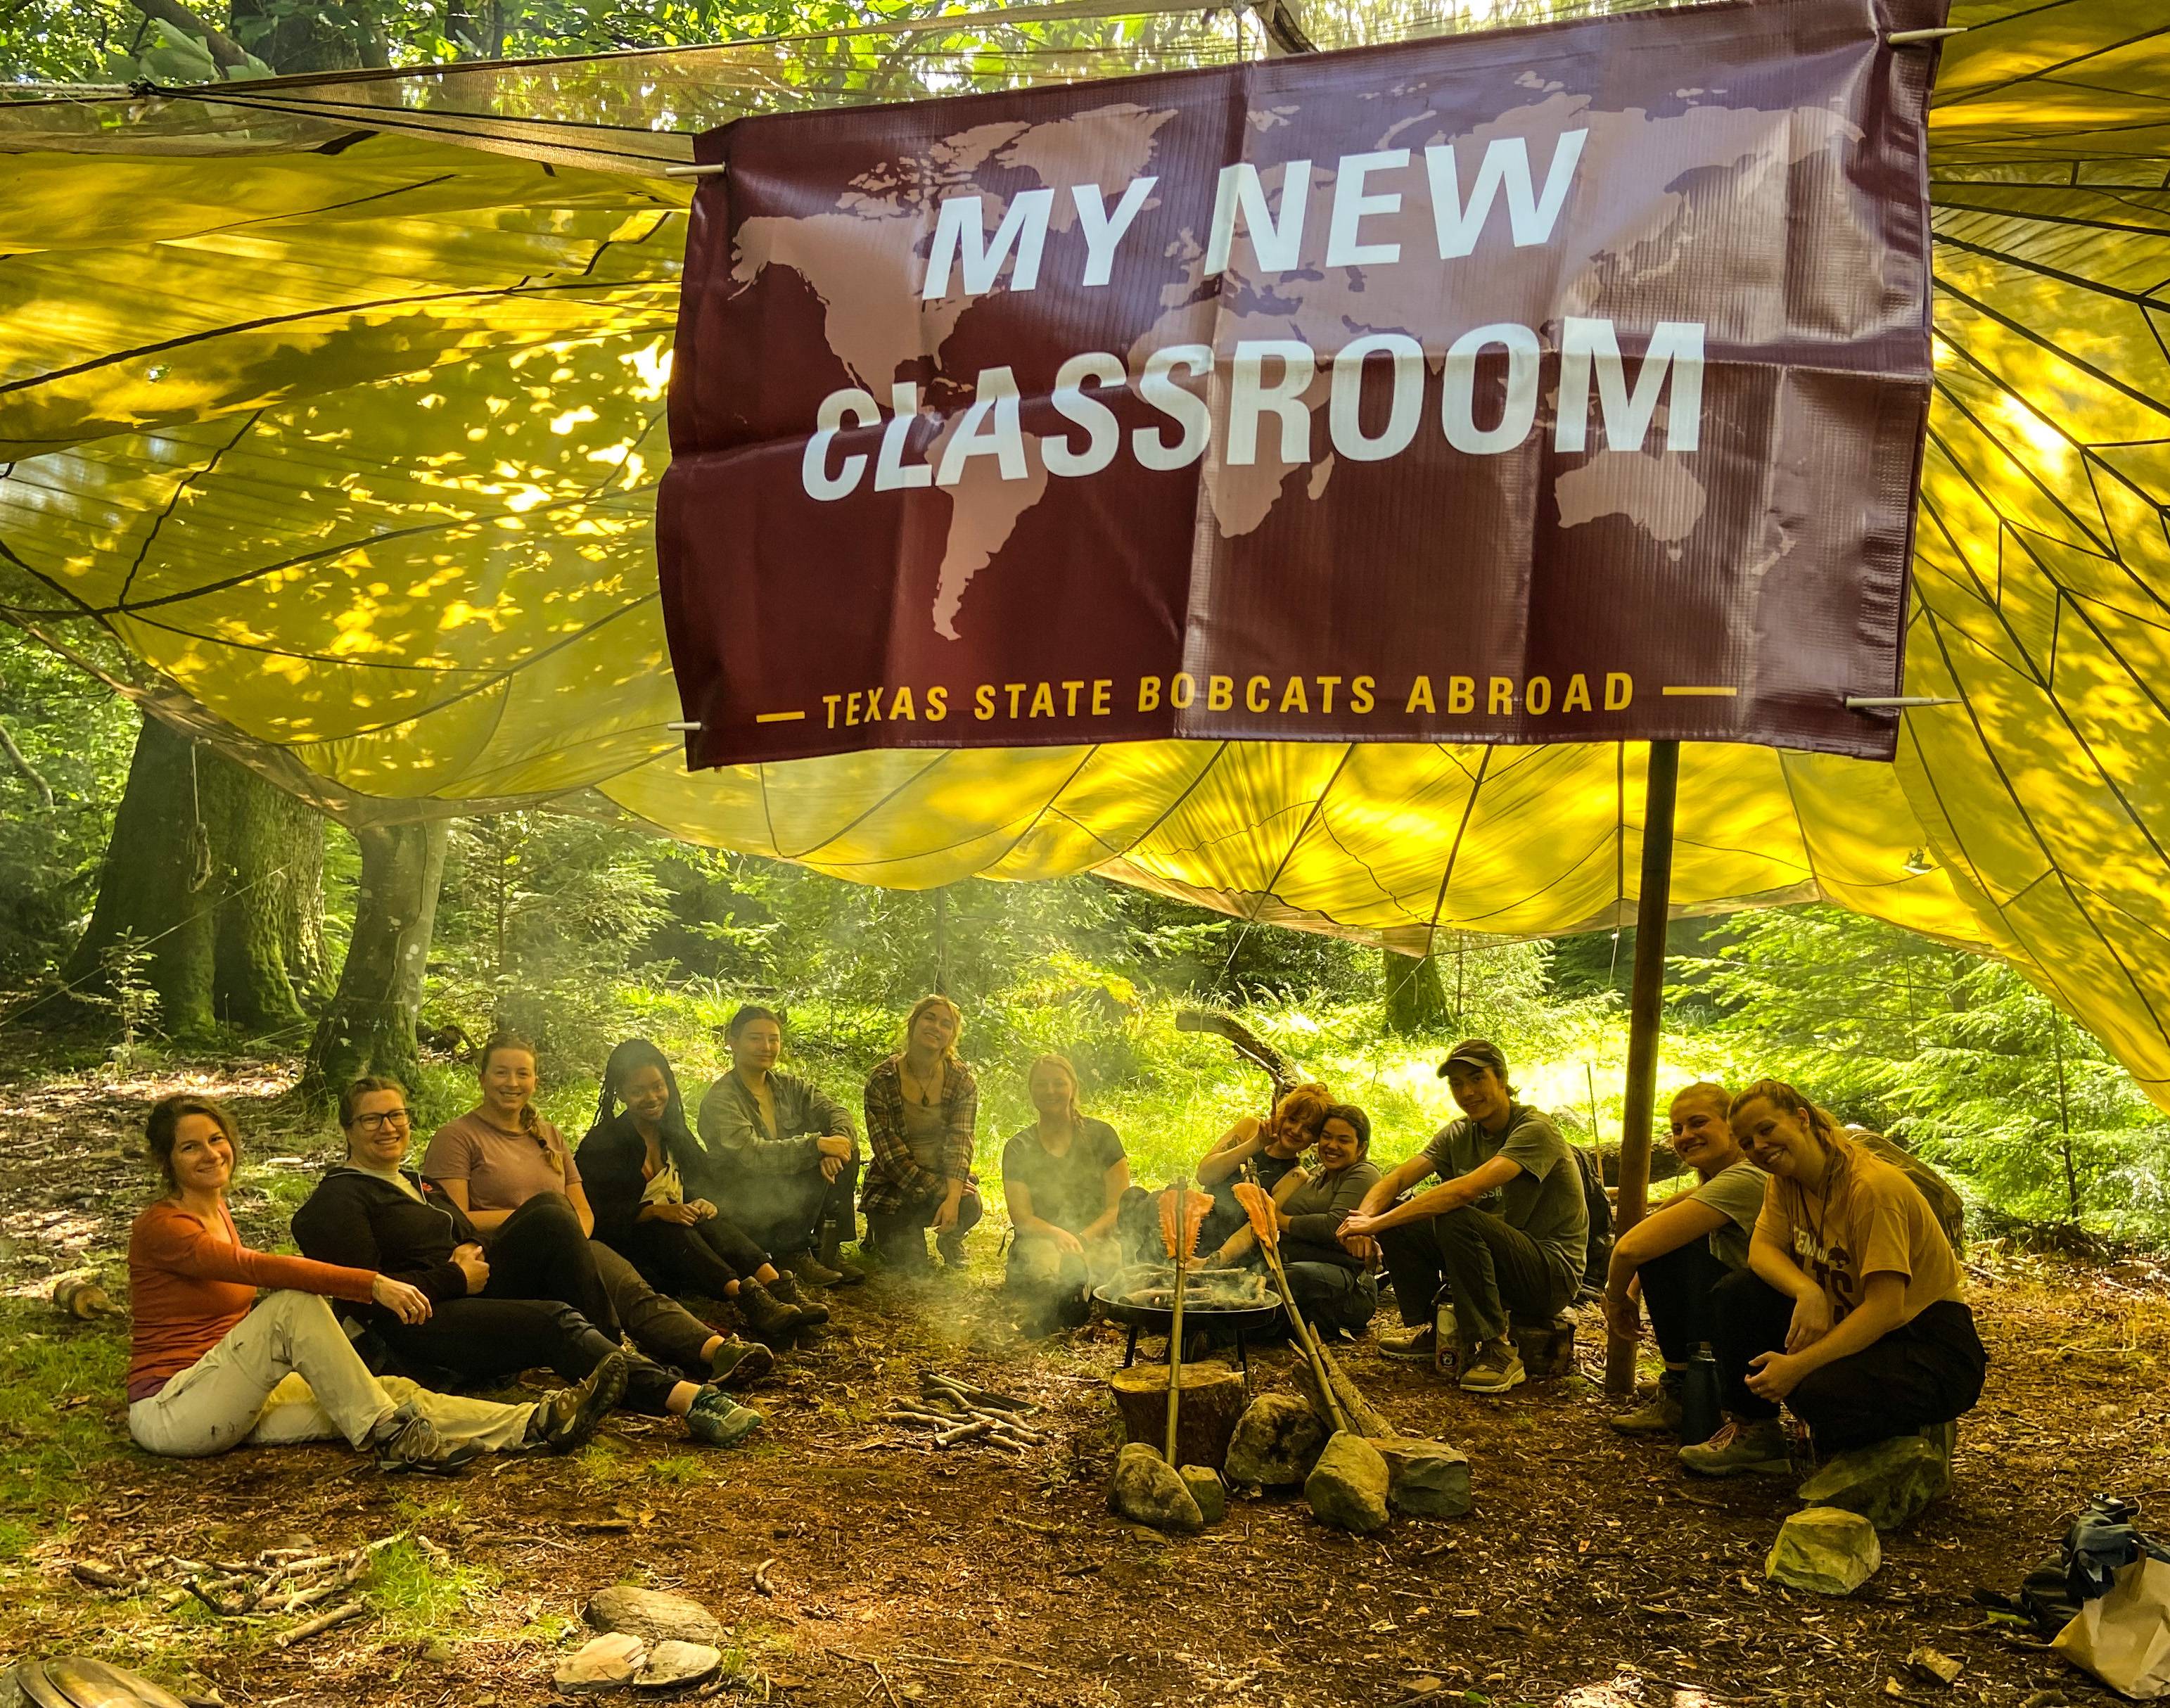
[1179, 1465, 1227, 1524]
[1373, 1436, 1473, 1518]
[1225, 1393, 1328, 1487]
[1106, 1442, 1205, 1533]
[1304, 1431, 1391, 1533]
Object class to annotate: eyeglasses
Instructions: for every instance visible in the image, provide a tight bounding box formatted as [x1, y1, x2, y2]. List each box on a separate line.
[353, 1111, 412, 1133]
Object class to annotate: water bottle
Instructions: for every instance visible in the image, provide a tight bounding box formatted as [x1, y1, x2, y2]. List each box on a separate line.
[1680, 1342, 1723, 1445]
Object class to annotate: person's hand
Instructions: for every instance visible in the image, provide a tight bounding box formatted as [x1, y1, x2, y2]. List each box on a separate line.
[372, 1275, 433, 1325]
[687, 1199, 718, 1222]
[816, 1135, 853, 1161]
[1603, 1291, 1640, 1344]
[932, 1193, 962, 1235]
[1786, 1290, 1832, 1352]
[1048, 1226, 1083, 1256]
[1746, 1349, 1806, 1401]
[1339, 1211, 1382, 1239]
[819, 1155, 843, 1183]
[663, 1202, 704, 1225]
[450, 1242, 490, 1292]
[1339, 1230, 1379, 1264]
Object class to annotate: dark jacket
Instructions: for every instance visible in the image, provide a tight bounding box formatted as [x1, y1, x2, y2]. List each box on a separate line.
[291, 1165, 482, 1329]
[575, 1110, 720, 1249]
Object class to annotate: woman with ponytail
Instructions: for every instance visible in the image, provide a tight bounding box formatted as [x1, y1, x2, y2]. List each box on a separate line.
[1677, 1079, 1985, 1478]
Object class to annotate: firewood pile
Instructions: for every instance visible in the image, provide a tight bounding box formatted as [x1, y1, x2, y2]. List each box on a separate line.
[63, 1531, 424, 1647]
[877, 1372, 1050, 1453]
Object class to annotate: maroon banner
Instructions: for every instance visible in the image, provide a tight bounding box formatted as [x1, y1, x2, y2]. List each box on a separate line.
[660, 0, 1944, 767]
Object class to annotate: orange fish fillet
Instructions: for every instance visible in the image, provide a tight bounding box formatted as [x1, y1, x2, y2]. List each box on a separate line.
[1159, 1189, 1214, 1259]
[1232, 1181, 1278, 1248]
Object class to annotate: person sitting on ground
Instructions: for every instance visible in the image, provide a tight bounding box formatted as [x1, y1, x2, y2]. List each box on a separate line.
[1341, 1038, 1589, 1394]
[1604, 1082, 1768, 1435]
[580, 1038, 825, 1344]
[420, 1032, 768, 1446]
[296, 1075, 759, 1449]
[861, 994, 983, 1274]
[129, 1092, 615, 1471]
[1188, 1083, 1332, 1256]
[1263, 1103, 1384, 1338]
[1002, 1054, 1137, 1334]
[1679, 1079, 1986, 1477]
[696, 1006, 864, 1288]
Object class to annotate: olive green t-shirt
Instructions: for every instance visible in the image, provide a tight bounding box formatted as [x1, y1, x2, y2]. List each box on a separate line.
[1685, 1160, 1770, 1272]
[1420, 1103, 1588, 1303]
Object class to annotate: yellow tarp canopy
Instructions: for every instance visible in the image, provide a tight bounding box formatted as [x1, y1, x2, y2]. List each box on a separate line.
[3, 0, 2169, 1100]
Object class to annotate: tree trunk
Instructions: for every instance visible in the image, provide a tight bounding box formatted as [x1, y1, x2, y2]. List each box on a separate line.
[1108, 1361, 1247, 1472]
[1381, 946, 1448, 1034]
[298, 820, 447, 1107]
[67, 714, 328, 1040]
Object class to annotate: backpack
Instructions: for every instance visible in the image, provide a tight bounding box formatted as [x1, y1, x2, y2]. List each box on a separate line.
[1572, 1142, 1613, 1298]
[1848, 1126, 1968, 1256]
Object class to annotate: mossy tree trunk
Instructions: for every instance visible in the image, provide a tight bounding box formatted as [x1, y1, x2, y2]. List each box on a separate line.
[298, 820, 447, 1107]
[1381, 946, 1448, 1035]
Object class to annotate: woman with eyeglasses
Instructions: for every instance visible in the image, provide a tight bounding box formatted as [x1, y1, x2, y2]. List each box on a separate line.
[579, 1038, 825, 1344]
[415, 1033, 769, 1448]
[297, 1075, 773, 1444]
[130, 1092, 615, 1471]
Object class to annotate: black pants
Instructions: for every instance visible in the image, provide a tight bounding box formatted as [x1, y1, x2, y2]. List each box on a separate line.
[1378, 1204, 1565, 1344]
[610, 1215, 770, 1300]
[587, 1239, 720, 1374]
[1638, 1237, 1732, 1365]
[1282, 1261, 1378, 1335]
[866, 1187, 983, 1268]
[718, 1159, 860, 1259]
[383, 1296, 682, 1416]
[1709, 1268, 1988, 1453]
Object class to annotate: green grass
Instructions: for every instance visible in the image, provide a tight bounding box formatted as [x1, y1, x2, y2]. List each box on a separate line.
[362, 1535, 499, 1644]
[0, 1302, 131, 1558]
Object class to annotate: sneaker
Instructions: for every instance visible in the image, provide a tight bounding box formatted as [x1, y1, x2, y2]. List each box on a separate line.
[1610, 1375, 1685, 1436]
[1381, 1325, 1438, 1363]
[684, 1388, 765, 1448]
[1678, 1417, 1792, 1477]
[737, 1280, 818, 1342]
[784, 1249, 846, 1289]
[1459, 1338, 1526, 1394]
[374, 1405, 485, 1476]
[525, 1351, 628, 1455]
[765, 1272, 831, 1325]
[935, 1229, 970, 1271]
[708, 1337, 774, 1390]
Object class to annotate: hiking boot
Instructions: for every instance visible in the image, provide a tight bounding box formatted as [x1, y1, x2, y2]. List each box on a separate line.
[1381, 1325, 1438, 1363]
[736, 1280, 815, 1343]
[684, 1388, 765, 1448]
[936, 1229, 970, 1272]
[707, 1336, 774, 1389]
[784, 1249, 846, 1289]
[1459, 1338, 1526, 1394]
[373, 1405, 485, 1476]
[525, 1351, 627, 1454]
[1611, 1372, 1685, 1436]
[765, 1272, 831, 1325]
[1678, 1417, 1791, 1477]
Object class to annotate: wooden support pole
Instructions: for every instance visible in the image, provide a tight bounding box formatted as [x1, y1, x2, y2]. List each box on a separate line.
[1605, 739, 1679, 1398]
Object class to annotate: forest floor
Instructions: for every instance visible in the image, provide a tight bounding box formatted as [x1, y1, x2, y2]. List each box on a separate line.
[1, 1057, 2168, 1708]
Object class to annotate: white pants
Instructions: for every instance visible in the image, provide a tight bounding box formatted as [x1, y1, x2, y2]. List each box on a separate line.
[128, 1290, 536, 1458]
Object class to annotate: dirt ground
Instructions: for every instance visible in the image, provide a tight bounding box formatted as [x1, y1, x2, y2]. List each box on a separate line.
[2, 1057, 2167, 1708]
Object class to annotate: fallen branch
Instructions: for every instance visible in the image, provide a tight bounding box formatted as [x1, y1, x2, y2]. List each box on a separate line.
[752, 1557, 777, 1597]
[276, 1599, 366, 1648]
[67, 1561, 139, 1593]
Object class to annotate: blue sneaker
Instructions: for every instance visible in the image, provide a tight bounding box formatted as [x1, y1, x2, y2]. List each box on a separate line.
[684, 1387, 764, 1448]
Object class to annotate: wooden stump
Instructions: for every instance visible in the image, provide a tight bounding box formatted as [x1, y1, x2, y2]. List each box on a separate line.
[1108, 1362, 1247, 1472]
[1510, 1313, 1577, 1379]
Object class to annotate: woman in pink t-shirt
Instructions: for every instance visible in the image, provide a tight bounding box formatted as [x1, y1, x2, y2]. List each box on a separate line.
[421, 1032, 767, 1448]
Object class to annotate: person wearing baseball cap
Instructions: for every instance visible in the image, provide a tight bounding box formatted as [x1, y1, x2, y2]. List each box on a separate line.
[1338, 1039, 1588, 1392]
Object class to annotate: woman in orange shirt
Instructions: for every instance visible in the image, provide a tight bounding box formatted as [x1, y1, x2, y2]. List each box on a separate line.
[127, 1093, 619, 1470]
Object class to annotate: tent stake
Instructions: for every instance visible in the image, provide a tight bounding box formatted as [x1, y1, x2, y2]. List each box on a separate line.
[1605, 739, 1678, 1398]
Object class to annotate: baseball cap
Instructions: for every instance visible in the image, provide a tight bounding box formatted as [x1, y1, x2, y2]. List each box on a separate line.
[1436, 1038, 1507, 1079]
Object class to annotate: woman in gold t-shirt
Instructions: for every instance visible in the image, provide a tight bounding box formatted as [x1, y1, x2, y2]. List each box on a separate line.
[1677, 1078, 1986, 1477]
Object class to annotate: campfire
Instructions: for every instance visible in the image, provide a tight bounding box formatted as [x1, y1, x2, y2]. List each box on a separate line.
[1108, 1263, 1274, 1313]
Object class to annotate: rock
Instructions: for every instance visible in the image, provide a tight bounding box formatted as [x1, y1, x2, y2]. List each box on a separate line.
[1766, 1507, 1881, 1595]
[1304, 1430, 1391, 1533]
[1796, 1434, 1951, 1531]
[636, 1641, 722, 1691]
[555, 1633, 646, 1693]
[585, 1587, 725, 1648]
[1225, 1393, 1328, 1487]
[1105, 1442, 1204, 1532]
[1178, 1465, 1226, 1525]
[1372, 1435, 1472, 1518]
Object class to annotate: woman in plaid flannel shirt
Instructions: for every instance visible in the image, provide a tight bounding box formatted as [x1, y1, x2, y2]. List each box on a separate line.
[860, 995, 983, 1273]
